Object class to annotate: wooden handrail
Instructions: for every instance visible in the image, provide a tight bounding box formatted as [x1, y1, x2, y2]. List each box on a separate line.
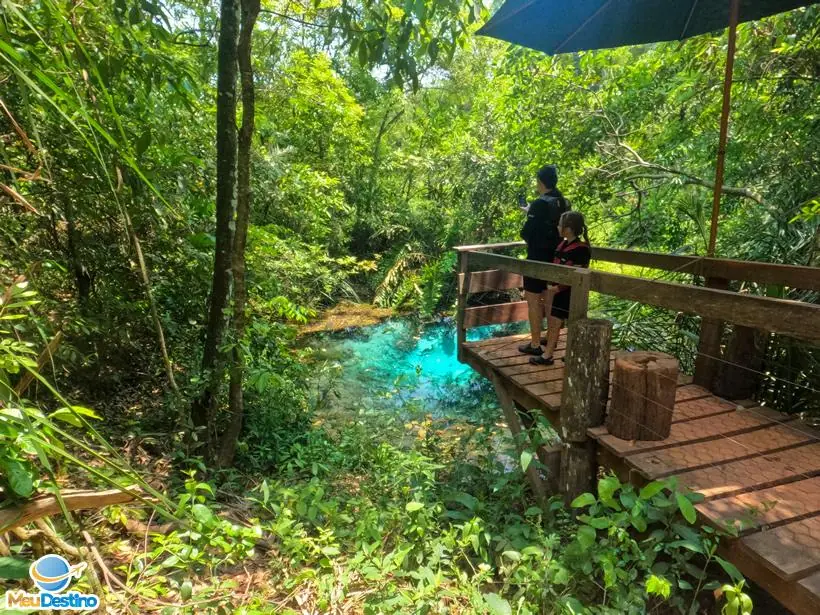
[454, 242, 820, 291]
[457, 251, 820, 343]
[590, 270, 820, 344]
[454, 241, 525, 252]
[591, 247, 820, 291]
[467, 251, 578, 286]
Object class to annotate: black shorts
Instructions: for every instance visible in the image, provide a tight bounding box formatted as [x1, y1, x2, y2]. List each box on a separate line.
[523, 276, 548, 293]
[551, 289, 570, 320]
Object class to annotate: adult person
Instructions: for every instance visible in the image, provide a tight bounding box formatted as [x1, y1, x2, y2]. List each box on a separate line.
[518, 164, 569, 356]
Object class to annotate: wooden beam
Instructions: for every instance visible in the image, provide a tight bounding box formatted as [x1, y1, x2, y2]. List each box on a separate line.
[463, 301, 529, 329]
[590, 271, 820, 343]
[490, 373, 549, 508]
[459, 269, 523, 294]
[0, 486, 142, 532]
[693, 277, 729, 389]
[468, 251, 578, 286]
[456, 252, 469, 361]
[591, 246, 820, 291]
[454, 241, 525, 252]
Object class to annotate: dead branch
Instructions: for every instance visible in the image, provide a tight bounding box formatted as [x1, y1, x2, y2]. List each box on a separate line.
[595, 140, 765, 204]
[0, 486, 142, 532]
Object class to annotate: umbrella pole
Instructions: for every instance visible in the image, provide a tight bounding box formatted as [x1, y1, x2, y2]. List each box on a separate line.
[706, 0, 741, 257]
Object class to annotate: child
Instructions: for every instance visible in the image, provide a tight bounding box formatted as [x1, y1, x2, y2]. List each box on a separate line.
[529, 210, 591, 366]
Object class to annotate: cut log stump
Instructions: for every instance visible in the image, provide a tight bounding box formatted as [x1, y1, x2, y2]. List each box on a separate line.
[607, 351, 679, 441]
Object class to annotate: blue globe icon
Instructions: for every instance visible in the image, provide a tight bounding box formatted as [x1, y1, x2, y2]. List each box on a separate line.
[30, 554, 72, 593]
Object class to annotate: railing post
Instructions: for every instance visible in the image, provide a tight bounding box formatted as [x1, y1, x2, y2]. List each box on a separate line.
[456, 250, 470, 363]
[693, 277, 729, 389]
[559, 318, 613, 503]
[714, 325, 765, 401]
[566, 268, 591, 361]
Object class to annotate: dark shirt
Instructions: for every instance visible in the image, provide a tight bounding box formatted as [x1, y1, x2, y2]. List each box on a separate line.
[520, 193, 567, 262]
[553, 238, 591, 292]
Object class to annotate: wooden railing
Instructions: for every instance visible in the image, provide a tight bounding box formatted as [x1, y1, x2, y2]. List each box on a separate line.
[454, 243, 820, 389]
[455, 241, 820, 291]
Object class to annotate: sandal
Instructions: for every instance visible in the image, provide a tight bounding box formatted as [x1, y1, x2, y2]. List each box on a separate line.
[518, 343, 544, 356]
[529, 354, 555, 366]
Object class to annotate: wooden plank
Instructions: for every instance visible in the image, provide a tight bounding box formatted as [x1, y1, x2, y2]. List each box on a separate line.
[677, 442, 820, 501]
[567, 269, 591, 324]
[742, 516, 820, 580]
[462, 345, 561, 428]
[461, 269, 523, 293]
[697, 476, 820, 534]
[675, 384, 713, 404]
[480, 334, 566, 361]
[454, 241, 525, 252]
[591, 246, 820, 291]
[797, 571, 820, 614]
[510, 365, 567, 386]
[597, 407, 790, 456]
[627, 423, 815, 479]
[465, 333, 529, 351]
[719, 540, 820, 615]
[589, 270, 820, 343]
[671, 396, 737, 423]
[468, 251, 578, 286]
[463, 301, 529, 328]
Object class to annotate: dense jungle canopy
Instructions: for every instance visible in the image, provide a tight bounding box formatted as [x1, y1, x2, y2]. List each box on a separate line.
[0, 0, 818, 613]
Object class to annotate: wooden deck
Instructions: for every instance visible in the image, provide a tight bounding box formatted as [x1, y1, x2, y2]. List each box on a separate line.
[462, 333, 820, 615]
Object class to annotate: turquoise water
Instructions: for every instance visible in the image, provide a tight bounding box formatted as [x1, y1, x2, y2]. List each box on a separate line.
[308, 318, 527, 419]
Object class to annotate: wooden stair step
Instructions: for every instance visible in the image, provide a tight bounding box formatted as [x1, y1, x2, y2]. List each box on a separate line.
[676, 441, 820, 501]
[697, 475, 820, 534]
[742, 516, 820, 581]
[627, 423, 815, 479]
[596, 407, 790, 456]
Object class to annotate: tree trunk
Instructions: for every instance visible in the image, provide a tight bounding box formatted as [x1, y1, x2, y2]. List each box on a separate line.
[191, 0, 241, 433]
[218, 0, 259, 468]
[63, 198, 92, 309]
[607, 351, 678, 441]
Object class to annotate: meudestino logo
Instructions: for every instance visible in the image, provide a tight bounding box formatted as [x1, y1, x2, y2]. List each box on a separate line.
[4, 554, 100, 611]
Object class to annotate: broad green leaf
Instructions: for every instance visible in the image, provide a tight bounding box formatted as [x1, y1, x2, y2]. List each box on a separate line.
[639, 481, 666, 500]
[676, 493, 697, 524]
[191, 503, 215, 525]
[570, 492, 596, 508]
[520, 449, 533, 472]
[483, 592, 511, 615]
[405, 501, 424, 512]
[448, 492, 478, 511]
[715, 556, 745, 584]
[1, 459, 34, 497]
[577, 525, 596, 549]
[597, 475, 620, 507]
[179, 580, 193, 601]
[0, 556, 31, 580]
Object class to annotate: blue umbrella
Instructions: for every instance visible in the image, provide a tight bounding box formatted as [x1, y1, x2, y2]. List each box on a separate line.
[478, 0, 818, 255]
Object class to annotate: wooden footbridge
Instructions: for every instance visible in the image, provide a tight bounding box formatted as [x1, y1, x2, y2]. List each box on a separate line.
[454, 241, 820, 614]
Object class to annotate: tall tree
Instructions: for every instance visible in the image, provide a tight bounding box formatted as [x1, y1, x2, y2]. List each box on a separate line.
[191, 0, 241, 433]
[219, 0, 260, 467]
